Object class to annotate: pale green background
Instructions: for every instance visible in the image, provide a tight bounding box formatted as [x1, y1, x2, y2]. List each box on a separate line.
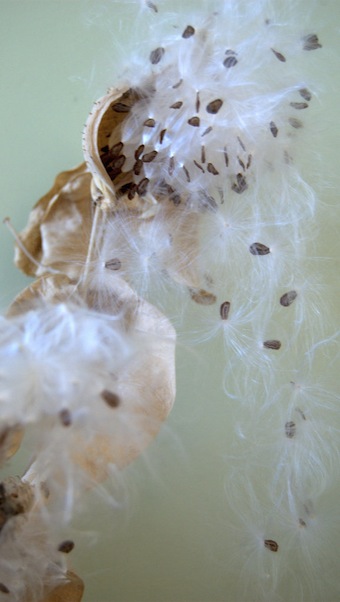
[0, 2, 340, 601]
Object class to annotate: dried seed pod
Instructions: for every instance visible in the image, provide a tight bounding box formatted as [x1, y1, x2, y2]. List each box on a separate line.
[189, 288, 217, 305]
[144, 118, 156, 127]
[59, 409, 72, 427]
[150, 47, 165, 64]
[290, 102, 308, 110]
[232, 173, 247, 194]
[105, 258, 121, 271]
[206, 99, 223, 114]
[264, 539, 279, 552]
[299, 88, 312, 101]
[263, 339, 281, 350]
[249, 242, 270, 255]
[302, 33, 322, 51]
[288, 117, 303, 129]
[142, 150, 158, 163]
[188, 116, 200, 127]
[223, 55, 238, 68]
[58, 540, 75, 554]
[170, 101, 183, 109]
[285, 421, 296, 438]
[220, 301, 230, 320]
[280, 290, 297, 307]
[182, 25, 195, 38]
[269, 121, 278, 137]
[271, 48, 286, 62]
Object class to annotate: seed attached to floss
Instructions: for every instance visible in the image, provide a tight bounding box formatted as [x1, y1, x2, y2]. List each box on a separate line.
[290, 102, 309, 110]
[150, 47, 165, 64]
[188, 116, 200, 127]
[299, 88, 312, 101]
[223, 50, 238, 68]
[201, 126, 213, 137]
[111, 102, 130, 113]
[137, 177, 149, 196]
[196, 92, 200, 113]
[220, 301, 231, 320]
[280, 290, 297, 307]
[143, 118, 156, 127]
[207, 162, 219, 175]
[288, 117, 303, 129]
[170, 101, 183, 109]
[271, 48, 286, 62]
[59, 409, 72, 427]
[263, 339, 282, 350]
[264, 539, 279, 552]
[101, 389, 121, 409]
[249, 242, 270, 256]
[135, 144, 145, 160]
[270, 121, 278, 137]
[58, 540, 75, 554]
[302, 33, 322, 51]
[142, 150, 158, 163]
[159, 129, 166, 144]
[193, 160, 205, 173]
[105, 258, 121, 271]
[189, 288, 217, 306]
[182, 25, 195, 39]
[0, 583, 9, 594]
[232, 173, 247, 194]
[285, 421, 296, 438]
[206, 99, 223, 114]
[183, 165, 191, 182]
[133, 160, 143, 176]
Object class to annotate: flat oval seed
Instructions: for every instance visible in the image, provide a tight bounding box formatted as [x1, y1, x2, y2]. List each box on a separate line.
[101, 390, 121, 408]
[288, 117, 303, 129]
[111, 103, 130, 113]
[302, 33, 322, 51]
[170, 101, 183, 109]
[299, 88, 312, 101]
[280, 290, 297, 307]
[220, 301, 230, 320]
[144, 118, 156, 127]
[263, 340, 281, 350]
[58, 540, 75, 554]
[59, 409, 72, 427]
[285, 421, 296, 438]
[206, 99, 223, 114]
[182, 25, 195, 38]
[223, 55, 238, 68]
[290, 102, 309, 110]
[271, 48, 286, 62]
[264, 539, 279, 552]
[133, 160, 143, 176]
[188, 116, 200, 127]
[189, 288, 217, 306]
[105, 258, 121, 271]
[232, 173, 248, 194]
[207, 162, 219, 175]
[269, 121, 278, 137]
[0, 583, 9, 594]
[135, 144, 145, 160]
[142, 150, 158, 163]
[150, 47, 165, 64]
[137, 177, 149, 196]
[249, 242, 270, 255]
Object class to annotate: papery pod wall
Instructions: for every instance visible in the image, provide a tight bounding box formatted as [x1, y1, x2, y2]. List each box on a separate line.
[1, 1, 340, 602]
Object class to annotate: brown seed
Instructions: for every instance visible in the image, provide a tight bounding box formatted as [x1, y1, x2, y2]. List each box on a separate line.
[182, 25, 195, 39]
[159, 129, 167, 144]
[195, 92, 200, 113]
[189, 288, 217, 306]
[105, 258, 121, 271]
[111, 142, 124, 155]
[280, 290, 297, 307]
[290, 102, 308, 110]
[142, 150, 158, 163]
[285, 421, 296, 438]
[146, 1, 158, 12]
[112, 155, 126, 169]
[137, 178, 149, 196]
[271, 48, 286, 62]
[223, 55, 238, 68]
[133, 160, 143, 176]
[150, 47, 165, 64]
[58, 540, 75, 554]
[169, 156, 175, 175]
[246, 154, 252, 169]
[135, 144, 145, 160]
[59, 409, 72, 427]
[224, 147, 229, 167]
[193, 160, 205, 173]
[201, 145, 206, 164]
[188, 116, 200, 127]
[101, 389, 121, 408]
[201, 126, 213, 136]
[299, 88, 312, 101]
[100, 145, 109, 153]
[237, 136, 246, 151]
[249, 242, 270, 255]
[238, 157, 246, 170]
[172, 79, 183, 89]
[299, 518, 307, 527]
[207, 162, 219, 175]
[264, 539, 279, 552]
[302, 34, 322, 51]
[232, 173, 248, 194]
[270, 121, 278, 137]
[220, 301, 231, 320]
[183, 165, 191, 182]
[170, 101, 183, 109]
[0, 583, 9, 594]
[288, 117, 303, 129]
[206, 99, 223, 114]
[111, 103, 130, 113]
[143, 118, 156, 127]
[263, 340, 282, 350]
